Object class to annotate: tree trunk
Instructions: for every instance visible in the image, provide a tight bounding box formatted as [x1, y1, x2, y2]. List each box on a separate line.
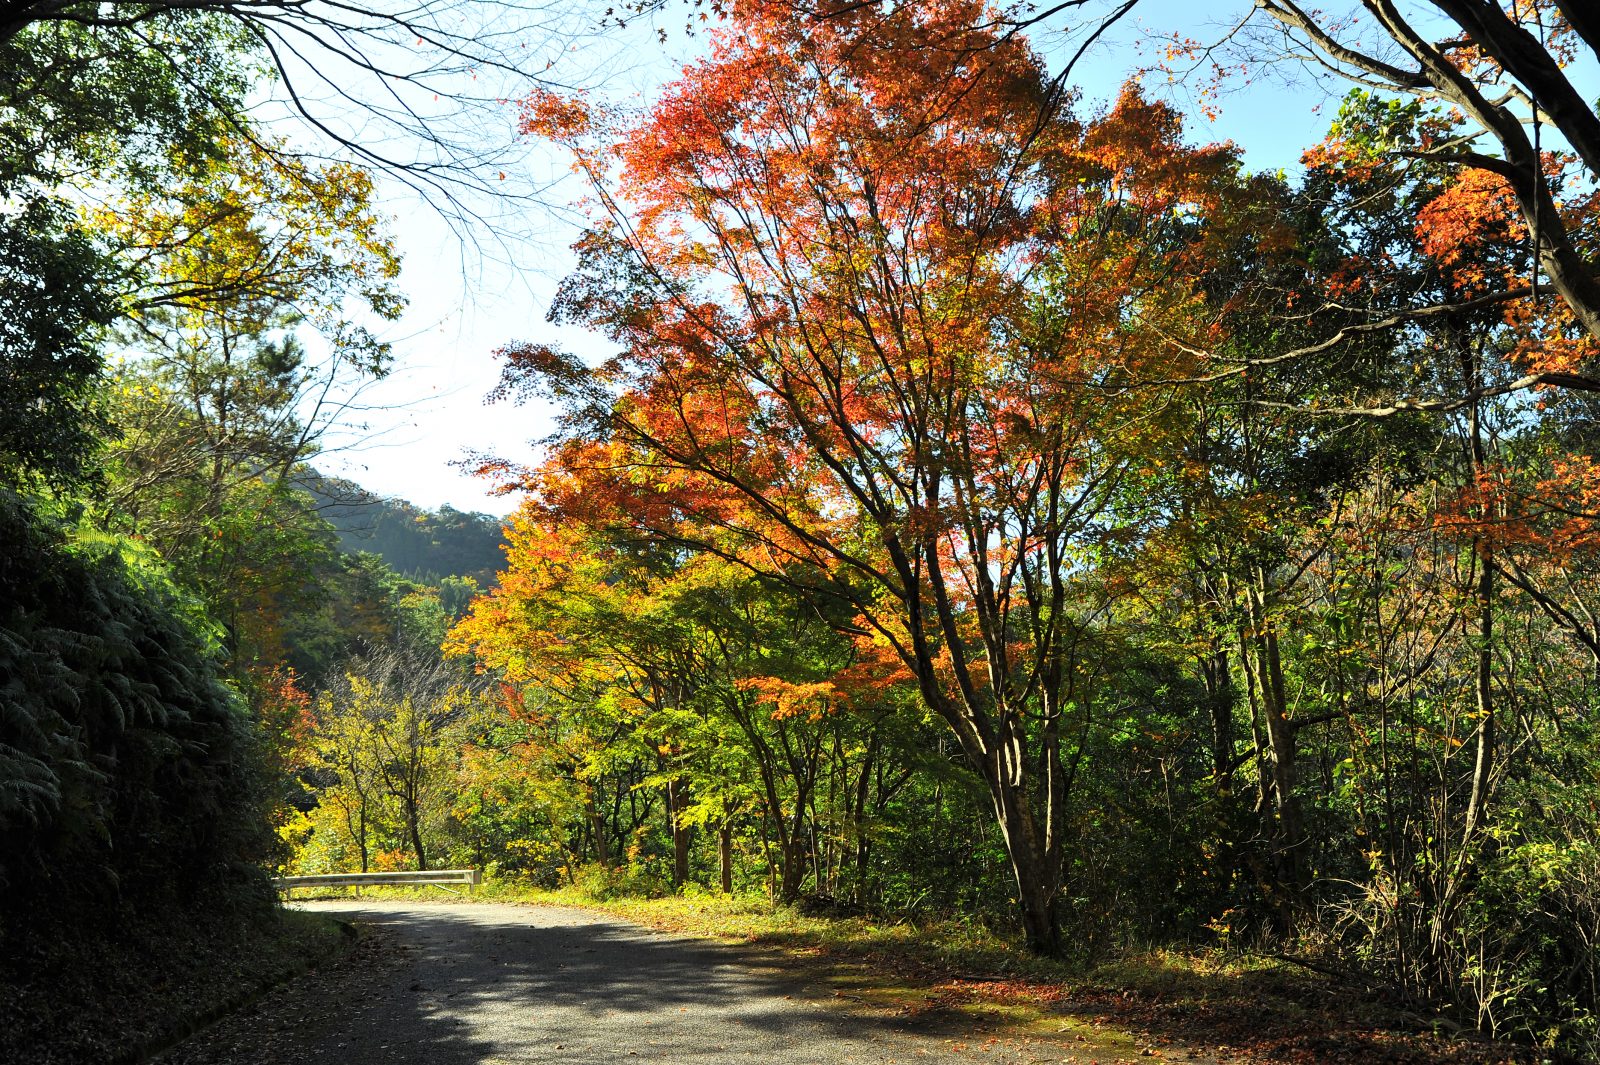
[1244, 577, 1304, 905]
[1009, 835, 1063, 956]
[778, 829, 807, 904]
[1461, 547, 1496, 843]
[777, 799, 812, 901]
[987, 765, 1062, 955]
[1456, 379, 1497, 883]
[755, 807, 778, 897]
[407, 803, 428, 872]
[904, 651, 1066, 953]
[850, 735, 877, 906]
[1200, 643, 1235, 790]
[585, 792, 610, 866]
[673, 784, 690, 888]
[663, 775, 689, 888]
[719, 823, 733, 894]
[854, 836, 872, 907]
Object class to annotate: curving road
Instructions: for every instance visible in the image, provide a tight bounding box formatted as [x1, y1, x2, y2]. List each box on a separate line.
[156, 901, 1129, 1065]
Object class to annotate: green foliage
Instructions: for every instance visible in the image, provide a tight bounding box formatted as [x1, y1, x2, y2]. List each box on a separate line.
[296, 640, 484, 873]
[275, 551, 472, 681]
[0, 491, 274, 931]
[0, 12, 253, 195]
[0, 9, 256, 490]
[0, 199, 117, 488]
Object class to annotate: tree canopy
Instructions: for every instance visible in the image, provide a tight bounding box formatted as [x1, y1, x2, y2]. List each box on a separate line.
[9, 1, 1600, 1060]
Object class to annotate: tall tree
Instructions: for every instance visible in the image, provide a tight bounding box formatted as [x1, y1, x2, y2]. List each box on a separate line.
[90, 133, 404, 660]
[500, 0, 1258, 952]
[314, 642, 479, 871]
[0, 8, 250, 488]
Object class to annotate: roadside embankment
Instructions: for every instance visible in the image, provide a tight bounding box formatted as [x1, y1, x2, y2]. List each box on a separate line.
[0, 905, 350, 1064]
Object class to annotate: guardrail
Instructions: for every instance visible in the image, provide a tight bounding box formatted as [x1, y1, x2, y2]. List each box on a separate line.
[275, 869, 481, 893]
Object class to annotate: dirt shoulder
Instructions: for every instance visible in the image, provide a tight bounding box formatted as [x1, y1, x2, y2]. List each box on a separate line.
[0, 905, 350, 1065]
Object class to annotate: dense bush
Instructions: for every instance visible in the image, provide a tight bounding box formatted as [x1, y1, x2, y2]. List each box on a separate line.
[0, 491, 275, 934]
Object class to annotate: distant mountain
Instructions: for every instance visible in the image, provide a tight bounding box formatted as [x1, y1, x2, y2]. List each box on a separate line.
[300, 471, 506, 586]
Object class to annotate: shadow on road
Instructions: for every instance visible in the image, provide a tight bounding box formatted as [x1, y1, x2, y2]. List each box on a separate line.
[244, 902, 987, 1065]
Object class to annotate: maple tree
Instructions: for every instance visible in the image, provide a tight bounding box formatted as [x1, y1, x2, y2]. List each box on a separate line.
[499, 0, 1266, 953]
[444, 515, 670, 876]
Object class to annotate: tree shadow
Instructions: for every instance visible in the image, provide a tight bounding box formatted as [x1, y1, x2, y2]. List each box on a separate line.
[229, 901, 1020, 1065]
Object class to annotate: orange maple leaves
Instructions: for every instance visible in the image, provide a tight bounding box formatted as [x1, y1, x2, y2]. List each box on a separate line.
[497, 0, 1268, 720]
[1434, 458, 1600, 557]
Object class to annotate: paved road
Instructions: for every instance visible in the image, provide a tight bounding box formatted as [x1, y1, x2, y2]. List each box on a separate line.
[158, 901, 1124, 1065]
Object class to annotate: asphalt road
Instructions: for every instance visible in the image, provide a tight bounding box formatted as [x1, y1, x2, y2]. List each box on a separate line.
[156, 901, 1113, 1065]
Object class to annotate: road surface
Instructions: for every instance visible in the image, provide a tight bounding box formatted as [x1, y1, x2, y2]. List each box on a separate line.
[156, 900, 1133, 1065]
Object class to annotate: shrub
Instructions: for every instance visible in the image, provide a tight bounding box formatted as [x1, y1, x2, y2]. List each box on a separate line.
[0, 491, 274, 936]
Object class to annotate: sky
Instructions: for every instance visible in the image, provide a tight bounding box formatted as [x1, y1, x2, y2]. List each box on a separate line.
[301, 0, 1391, 517]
